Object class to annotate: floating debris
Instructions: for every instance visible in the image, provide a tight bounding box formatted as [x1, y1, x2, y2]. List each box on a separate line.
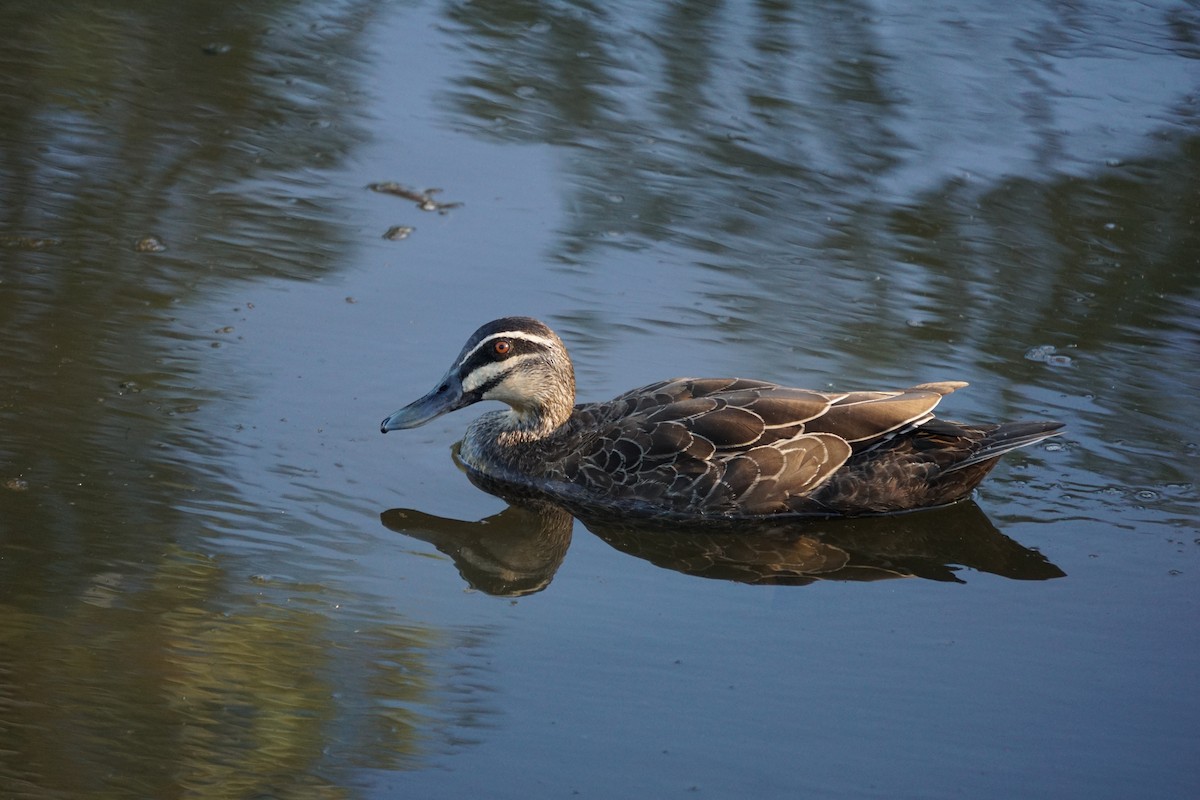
[1, 235, 62, 249]
[4, 478, 29, 492]
[383, 225, 414, 241]
[133, 235, 167, 253]
[367, 182, 462, 214]
[202, 42, 232, 55]
[1024, 344, 1073, 367]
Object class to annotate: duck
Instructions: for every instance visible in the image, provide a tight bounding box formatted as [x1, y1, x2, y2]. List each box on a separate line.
[380, 317, 1064, 518]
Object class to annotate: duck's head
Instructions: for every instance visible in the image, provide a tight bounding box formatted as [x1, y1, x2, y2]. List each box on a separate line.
[381, 316, 576, 435]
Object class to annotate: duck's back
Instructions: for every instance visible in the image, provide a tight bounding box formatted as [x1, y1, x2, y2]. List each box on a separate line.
[517, 378, 1060, 518]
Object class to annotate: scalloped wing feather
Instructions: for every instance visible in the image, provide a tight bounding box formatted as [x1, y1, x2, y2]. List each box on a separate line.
[735, 433, 853, 514]
[562, 380, 866, 513]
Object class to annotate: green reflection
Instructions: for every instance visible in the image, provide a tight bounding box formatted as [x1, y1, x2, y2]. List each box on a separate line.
[0, 545, 476, 798]
[0, 1, 488, 796]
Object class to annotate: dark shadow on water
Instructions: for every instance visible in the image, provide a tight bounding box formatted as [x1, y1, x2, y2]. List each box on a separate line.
[381, 485, 1064, 597]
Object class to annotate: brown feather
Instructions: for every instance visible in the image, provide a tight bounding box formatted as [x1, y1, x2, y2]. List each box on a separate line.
[805, 389, 946, 444]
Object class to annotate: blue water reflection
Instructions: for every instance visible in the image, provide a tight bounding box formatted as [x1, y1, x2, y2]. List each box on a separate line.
[1, 0, 1197, 798]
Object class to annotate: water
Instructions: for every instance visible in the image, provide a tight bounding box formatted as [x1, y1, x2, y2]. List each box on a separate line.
[1, 1, 1197, 798]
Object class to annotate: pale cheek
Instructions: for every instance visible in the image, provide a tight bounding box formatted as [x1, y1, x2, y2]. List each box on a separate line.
[484, 373, 540, 404]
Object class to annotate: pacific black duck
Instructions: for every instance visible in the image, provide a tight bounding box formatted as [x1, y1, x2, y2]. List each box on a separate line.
[381, 317, 1063, 518]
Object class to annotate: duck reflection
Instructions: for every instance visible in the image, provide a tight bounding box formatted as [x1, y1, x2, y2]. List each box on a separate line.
[381, 470, 1063, 596]
[381, 500, 574, 597]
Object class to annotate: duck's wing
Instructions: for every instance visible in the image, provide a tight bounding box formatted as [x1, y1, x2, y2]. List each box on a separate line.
[562, 379, 968, 515]
[804, 381, 968, 449]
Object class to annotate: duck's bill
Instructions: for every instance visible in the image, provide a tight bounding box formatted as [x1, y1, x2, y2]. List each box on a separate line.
[381, 372, 468, 433]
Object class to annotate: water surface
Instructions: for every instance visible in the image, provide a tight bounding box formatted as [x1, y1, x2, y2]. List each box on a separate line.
[1, 1, 1197, 798]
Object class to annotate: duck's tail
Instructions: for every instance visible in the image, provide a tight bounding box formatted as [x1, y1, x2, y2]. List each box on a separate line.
[944, 420, 1065, 473]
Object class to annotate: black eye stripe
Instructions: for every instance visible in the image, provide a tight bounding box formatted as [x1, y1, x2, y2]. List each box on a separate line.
[459, 337, 545, 375]
[498, 337, 543, 356]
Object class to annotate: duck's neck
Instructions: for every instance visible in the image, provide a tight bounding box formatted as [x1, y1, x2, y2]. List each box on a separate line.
[461, 403, 575, 479]
[495, 399, 573, 444]
[486, 365, 576, 442]
[463, 364, 577, 473]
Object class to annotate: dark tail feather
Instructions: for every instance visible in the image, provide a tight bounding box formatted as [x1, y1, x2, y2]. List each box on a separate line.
[944, 421, 1065, 473]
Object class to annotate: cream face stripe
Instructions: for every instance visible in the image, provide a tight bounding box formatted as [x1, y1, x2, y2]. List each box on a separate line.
[461, 354, 541, 393]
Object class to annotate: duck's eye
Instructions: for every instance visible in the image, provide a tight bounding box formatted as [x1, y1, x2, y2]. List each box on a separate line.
[493, 340, 512, 356]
